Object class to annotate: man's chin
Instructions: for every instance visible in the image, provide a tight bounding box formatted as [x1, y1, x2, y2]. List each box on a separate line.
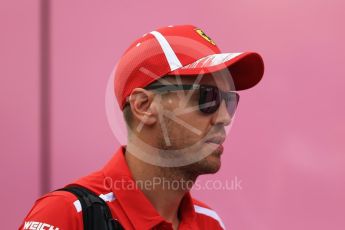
[194, 152, 222, 175]
[206, 153, 222, 173]
[201, 143, 223, 172]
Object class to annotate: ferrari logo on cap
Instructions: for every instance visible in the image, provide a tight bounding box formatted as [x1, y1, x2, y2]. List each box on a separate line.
[195, 28, 216, 45]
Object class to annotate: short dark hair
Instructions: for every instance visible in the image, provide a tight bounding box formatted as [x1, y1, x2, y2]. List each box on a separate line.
[123, 102, 132, 127]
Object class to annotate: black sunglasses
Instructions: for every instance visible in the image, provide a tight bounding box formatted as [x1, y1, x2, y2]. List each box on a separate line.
[144, 84, 240, 115]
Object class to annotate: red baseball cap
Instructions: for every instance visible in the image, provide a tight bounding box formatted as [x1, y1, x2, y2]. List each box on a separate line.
[114, 24, 264, 110]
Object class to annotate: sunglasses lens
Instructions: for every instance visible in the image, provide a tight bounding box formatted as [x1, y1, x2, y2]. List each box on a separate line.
[225, 93, 239, 116]
[199, 85, 239, 115]
[199, 86, 221, 114]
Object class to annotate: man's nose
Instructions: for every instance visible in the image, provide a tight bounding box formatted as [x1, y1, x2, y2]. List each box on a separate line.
[211, 100, 232, 126]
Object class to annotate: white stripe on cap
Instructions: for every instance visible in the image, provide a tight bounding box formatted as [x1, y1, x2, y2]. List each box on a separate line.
[194, 205, 226, 229]
[181, 52, 243, 69]
[149, 31, 183, 71]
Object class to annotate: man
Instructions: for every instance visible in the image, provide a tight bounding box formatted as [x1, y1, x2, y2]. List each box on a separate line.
[19, 25, 264, 230]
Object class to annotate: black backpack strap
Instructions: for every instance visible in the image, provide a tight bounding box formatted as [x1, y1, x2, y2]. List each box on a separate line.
[56, 185, 124, 230]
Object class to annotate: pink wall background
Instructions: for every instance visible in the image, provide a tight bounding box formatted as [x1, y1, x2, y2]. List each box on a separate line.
[1, 0, 345, 229]
[0, 0, 41, 227]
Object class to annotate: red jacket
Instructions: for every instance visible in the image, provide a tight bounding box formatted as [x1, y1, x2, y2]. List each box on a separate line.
[19, 146, 225, 230]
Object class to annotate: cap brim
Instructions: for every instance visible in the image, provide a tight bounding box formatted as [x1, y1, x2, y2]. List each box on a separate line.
[168, 52, 264, 90]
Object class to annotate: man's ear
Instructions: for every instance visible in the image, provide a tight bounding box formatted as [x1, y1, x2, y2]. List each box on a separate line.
[128, 88, 158, 126]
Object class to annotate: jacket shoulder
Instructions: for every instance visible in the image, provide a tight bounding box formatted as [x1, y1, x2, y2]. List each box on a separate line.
[192, 198, 226, 229]
[19, 191, 83, 230]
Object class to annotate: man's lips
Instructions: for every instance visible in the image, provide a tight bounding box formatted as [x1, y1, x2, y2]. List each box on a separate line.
[217, 144, 224, 154]
[205, 136, 225, 145]
[204, 142, 224, 155]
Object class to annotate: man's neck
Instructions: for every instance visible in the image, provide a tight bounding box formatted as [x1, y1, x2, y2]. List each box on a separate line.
[124, 148, 196, 229]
